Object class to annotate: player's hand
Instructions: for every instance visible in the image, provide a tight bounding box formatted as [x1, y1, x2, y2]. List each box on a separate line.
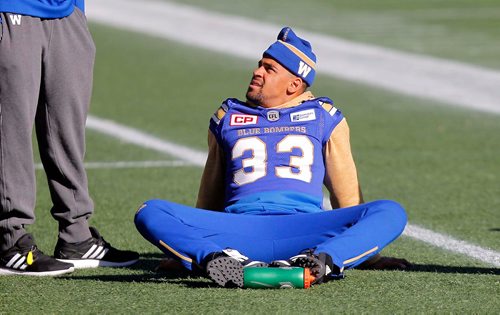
[155, 257, 186, 272]
[363, 256, 412, 270]
[359, 254, 412, 270]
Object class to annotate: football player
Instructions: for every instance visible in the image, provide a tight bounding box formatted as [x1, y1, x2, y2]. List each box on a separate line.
[135, 27, 410, 287]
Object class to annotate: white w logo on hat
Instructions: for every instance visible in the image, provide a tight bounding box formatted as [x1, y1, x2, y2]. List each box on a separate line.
[298, 61, 312, 78]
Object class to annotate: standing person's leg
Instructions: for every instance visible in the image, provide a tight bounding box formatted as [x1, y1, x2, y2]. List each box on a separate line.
[0, 13, 74, 275]
[0, 13, 44, 252]
[35, 8, 95, 244]
[39, 9, 138, 268]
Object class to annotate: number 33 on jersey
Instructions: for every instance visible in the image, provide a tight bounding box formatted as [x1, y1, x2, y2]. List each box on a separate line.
[209, 96, 344, 206]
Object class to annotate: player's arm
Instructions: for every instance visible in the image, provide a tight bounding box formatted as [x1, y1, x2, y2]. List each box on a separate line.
[323, 118, 364, 209]
[324, 118, 411, 270]
[196, 130, 226, 211]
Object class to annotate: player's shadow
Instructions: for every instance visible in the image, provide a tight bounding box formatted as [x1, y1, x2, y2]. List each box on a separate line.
[60, 253, 500, 287]
[407, 263, 500, 275]
[59, 252, 216, 288]
[62, 274, 214, 288]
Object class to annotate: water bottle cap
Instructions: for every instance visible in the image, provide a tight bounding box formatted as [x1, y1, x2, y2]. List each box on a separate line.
[303, 268, 315, 288]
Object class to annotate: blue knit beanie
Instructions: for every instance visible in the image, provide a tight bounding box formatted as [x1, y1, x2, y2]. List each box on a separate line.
[263, 27, 316, 86]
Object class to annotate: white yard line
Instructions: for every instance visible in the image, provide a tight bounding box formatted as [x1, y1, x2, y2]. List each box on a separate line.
[86, 115, 500, 267]
[86, 116, 207, 166]
[86, 0, 500, 114]
[35, 160, 193, 170]
[404, 225, 500, 267]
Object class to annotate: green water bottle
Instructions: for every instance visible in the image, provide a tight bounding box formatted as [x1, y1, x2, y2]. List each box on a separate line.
[243, 267, 314, 289]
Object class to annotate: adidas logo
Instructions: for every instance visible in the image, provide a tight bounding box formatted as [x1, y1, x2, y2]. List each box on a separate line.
[82, 245, 109, 259]
[5, 252, 31, 270]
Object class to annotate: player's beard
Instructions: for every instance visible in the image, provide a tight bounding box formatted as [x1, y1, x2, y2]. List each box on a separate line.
[246, 88, 265, 106]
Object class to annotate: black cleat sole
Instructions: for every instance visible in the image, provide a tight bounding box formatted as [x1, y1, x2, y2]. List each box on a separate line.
[206, 257, 243, 288]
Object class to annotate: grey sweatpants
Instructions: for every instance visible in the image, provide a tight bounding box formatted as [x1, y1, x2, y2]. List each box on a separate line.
[0, 9, 95, 251]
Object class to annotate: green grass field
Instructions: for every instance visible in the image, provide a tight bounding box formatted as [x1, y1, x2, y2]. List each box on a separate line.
[1, 0, 499, 313]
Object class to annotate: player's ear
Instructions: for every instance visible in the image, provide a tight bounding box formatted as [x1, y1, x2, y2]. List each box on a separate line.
[287, 77, 304, 94]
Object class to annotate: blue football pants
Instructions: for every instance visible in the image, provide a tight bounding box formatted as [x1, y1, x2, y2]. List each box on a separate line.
[134, 199, 407, 270]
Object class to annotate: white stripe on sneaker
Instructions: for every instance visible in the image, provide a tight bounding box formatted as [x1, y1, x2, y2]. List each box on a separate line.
[96, 248, 109, 260]
[20, 264, 28, 270]
[88, 246, 105, 259]
[12, 256, 26, 269]
[82, 244, 98, 259]
[6, 253, 23, 268]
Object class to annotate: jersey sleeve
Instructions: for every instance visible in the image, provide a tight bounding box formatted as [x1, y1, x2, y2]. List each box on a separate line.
[209, 101, 229, 145]
[318, 98, 345, 145]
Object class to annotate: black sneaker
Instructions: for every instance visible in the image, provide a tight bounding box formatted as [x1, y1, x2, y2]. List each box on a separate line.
[0, 234, 74, 276]
[54, 227, 139, 269]
[204, 249, 267, 288]
[273, 249, 344, 284]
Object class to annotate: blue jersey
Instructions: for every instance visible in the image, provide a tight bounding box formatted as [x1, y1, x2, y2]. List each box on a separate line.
[209, 97, 344, 214]
[0, 0, 84, 18]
